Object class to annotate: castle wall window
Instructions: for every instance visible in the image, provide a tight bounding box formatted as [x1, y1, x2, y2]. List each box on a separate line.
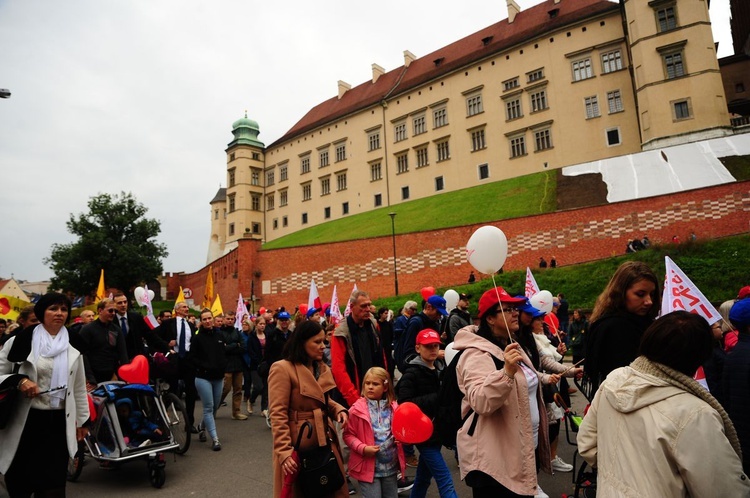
[368, 131, 381, 151]
[324, 207, 331, 219]
[663, 51, 685, 79]
[471, 128, 486, 151]
[273, 219, 278, 230]
[302, 213, 308, 224]
[319, 149, 329, 168]
[534, 129, 552, 151]
[321, 177, 331, 196]
[416, 146, 429, 168]
[228, 193, 236, 213]
[374, 193, 382, 207]
[413, 114, 426, 135]
[530, 89, 548, 112]
[435, 176, 444, 191]
[607, 90, 623, 113]
[655, 5, 677, 32]
[335, 142, 346, 162]
[401, 186, 410, 200]
[478, 163, 489, 180]
[252, 152, 260, 160]
[229, 223, 235, 236]
[266, 193, 274, 211]
[279, 189, 288, 207]
[466, 94, 483, 117]
[228, 168, 236, 187]
[585, 96, 600, 118]
[336, 172, 347, 191]
[302, 183, 312, 201]
[214, 209, 219, 220]
[252, 222, 261, 234]
[433, 106, 448, 128]
[601, 49, 623, 74]
[503, 77, 519, 91]
[279, 163, 288, 182]
[394, 121, 407, 142]
[509, 135, 527, 158]
[436, 139, 450, 162]
[267, 170, 275, 186]
[282, 216, 288, 227]
[527, 69, 544, 83]
[572, 58, 593, 81]
[229, 152, 235, 162]
[342, 202, 349, 215]
[251, 168, 261, 185]
[606, 127, 621, 146]
[672, 98, 692, 121]
[370, 162, 382, 181]
[301, 156, 311, 174]
[396, 152, 409, 174]
[506, 97, 523, 120]
[251, 193, 261, 211]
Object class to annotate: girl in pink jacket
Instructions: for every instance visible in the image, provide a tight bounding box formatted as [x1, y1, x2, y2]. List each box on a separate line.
[343, 367, 405, 498]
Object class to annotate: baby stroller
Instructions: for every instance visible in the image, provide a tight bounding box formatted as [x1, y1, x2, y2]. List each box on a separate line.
[554, 388, 596, 498]
[67, 381, 183, 488]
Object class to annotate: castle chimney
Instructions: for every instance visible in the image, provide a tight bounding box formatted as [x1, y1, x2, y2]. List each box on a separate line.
[507, 0, 521, 23]
[337, 80, 351, 99]
[372, 63, 385, 83]
[403, 50, 416, 67]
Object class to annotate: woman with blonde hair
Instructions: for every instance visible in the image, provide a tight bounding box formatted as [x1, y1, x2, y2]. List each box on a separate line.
[585, 261, 659, 393]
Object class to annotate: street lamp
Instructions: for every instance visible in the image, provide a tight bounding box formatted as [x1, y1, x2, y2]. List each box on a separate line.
[388, 212, 399, 296]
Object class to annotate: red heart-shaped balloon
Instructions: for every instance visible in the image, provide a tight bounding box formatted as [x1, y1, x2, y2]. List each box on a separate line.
[118, 355, 149, 385]
[392, 402, 433, 444]
[299, 304, 308, 315]
[0, 297, 10, 315]
[420, 287, 436, 302]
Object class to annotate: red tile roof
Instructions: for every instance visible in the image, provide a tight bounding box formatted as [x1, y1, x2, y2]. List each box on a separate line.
[269, 0, 618, 149]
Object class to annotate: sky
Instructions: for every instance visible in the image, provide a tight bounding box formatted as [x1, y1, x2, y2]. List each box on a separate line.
[0, 0, 734, 283]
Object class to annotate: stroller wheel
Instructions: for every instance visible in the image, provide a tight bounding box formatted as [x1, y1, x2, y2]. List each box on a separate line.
[149, 466, 166, 488]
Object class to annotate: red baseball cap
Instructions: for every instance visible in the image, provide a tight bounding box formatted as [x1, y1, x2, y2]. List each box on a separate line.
[738, 286, 750, 300]
[478, 287, 526, 319]
[416, 329, 442, 345]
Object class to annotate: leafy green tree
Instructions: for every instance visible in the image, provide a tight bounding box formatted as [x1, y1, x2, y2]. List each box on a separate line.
[45, 192, 168, 296]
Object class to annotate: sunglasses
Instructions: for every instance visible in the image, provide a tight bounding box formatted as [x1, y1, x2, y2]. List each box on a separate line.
[103, 309, 116, 313]
[497, 307, 519, 314]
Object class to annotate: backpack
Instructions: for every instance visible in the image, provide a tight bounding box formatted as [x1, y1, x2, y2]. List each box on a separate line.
[394, 315, 423, 373]
[434, 349, 504, 449]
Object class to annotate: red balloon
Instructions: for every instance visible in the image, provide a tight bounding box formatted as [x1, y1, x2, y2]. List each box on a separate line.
[299, 304, 308, 315]
[420, 287, 436, 302]
[118, 355, 150, 385]
[392, 402, 433, 444]
[87, 394, 97, 422]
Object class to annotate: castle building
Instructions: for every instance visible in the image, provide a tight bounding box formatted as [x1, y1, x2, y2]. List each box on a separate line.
[208, 0, 733, 261]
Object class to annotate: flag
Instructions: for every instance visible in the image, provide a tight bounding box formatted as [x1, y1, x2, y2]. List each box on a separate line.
[175, 286, 186, 306]
[343, 284, 358, 317]
[694, 366, 710, 391]
[72, 296, 85, 308]
[662, 256, 721, 325]
[235, 293, 249, 329]
[203, 266, 214, 309]
[308, 279, 322, 311]
[525, 267, 540, 298]
[211, 294, 224, 317]
[329, 285, 342, 326]
[0, 293, 32, 321]
[142, 284, 159, 330]
[95, 269, 106, 303]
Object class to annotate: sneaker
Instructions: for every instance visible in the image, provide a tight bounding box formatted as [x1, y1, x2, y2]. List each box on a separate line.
[211, 439, 222, 451]
[232, 413, 249, 420]
[198, 423, 206, 443]
[246, 400, 253, 414]
[535, 484, 550, 498]
[220, 401, 228, 407]
[137, 439, 152, 448]
[551, 455, 573, 473]
[263, 410, 271, 428]
[397, 476, 414, 493]
[190, 425, 199, 434]
[346, 477, 356, 495]
[405, 455, 419, 467]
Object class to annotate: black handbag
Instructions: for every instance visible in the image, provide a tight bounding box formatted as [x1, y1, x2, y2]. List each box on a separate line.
[0, 363, 23, 430]
[294, 418, 344, 498]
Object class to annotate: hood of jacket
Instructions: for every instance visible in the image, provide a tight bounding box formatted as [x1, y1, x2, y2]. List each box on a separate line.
[453, 325, 505, 359]
[406, 354, 444, 372]
[599, 365, 685, 414]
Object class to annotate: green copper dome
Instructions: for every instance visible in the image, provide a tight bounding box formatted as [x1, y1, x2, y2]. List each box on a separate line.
[228, 111, 264, 148]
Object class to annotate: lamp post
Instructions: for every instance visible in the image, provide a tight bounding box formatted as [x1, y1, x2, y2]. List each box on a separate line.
[388, 212, 399, 296]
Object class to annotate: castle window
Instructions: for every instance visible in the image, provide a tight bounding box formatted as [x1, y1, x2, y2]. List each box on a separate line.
[534, 129, 552, 151]
[509, 135, 526, 158]
[279, 163, 288, 182]
[435, 176, 444, 191]
[527, 69, 544, 83]
[228, 223, 235, 236]
[302, 183, 312, 201]
[282, 216, 288, 227]
[319, 149, 329, 168]
[228, 193, 236, 213]
[607, 90, 623, 113]
[585, 96, 600, 119]
[606, 127, 621, 146]
[436, 139, 450, 162]
[374, 193, 382, 207]
[324, 207, 331, 219]
[321, 177, 331, 196]
[396, 152, 409, 174]
[342, 202, 349, 215]
[478, 163, 489, 180]
[335, 142, 346, 162]
[530, 89, 548, 112]
[368, 130, 381, 151]
[251, 168, 261, 185]
[503, 77, 519, 91]
[655, 5, 677, 32]
[266, 193, 274, 211]
[506, 97, 523, 120]
[336, 172, 347, 191]
[394, 121, 407, 142]
[300, 155, 311, 174]
[401, 186, 410, 200]
[572, 58, 593, 81]
[601, 49, 623, 74]
[416, 145, 429, 168]
[302, 213, 308, 225]
[251, 193, 261, 211]
[471, 128, 486, 151]
[672, 98, 692, 121]
[433, 105, 448, 128]
[663, 51, 685, 79]
[228, 168, 236, 187]
[413, 114, 426, 135]
[266, 170, 275, 186]
[252, 222, 261, 234]
[466, 93, 483, 117]
[279, 189, 288, 207]
[370, 162, 382, 181]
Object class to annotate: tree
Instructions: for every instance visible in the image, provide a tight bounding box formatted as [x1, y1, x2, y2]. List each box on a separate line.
[45, 192, 168, 297]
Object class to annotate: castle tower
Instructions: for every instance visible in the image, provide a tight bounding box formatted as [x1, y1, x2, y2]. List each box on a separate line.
[623, 0, 731, 149]
[206, 187, 227, 264]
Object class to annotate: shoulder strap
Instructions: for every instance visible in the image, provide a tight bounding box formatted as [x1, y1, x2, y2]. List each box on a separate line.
[465, 352, 504, 437]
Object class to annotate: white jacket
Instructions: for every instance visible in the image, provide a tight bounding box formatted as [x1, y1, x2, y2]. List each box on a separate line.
[0, 333, 89, 473]
[578, 366, 750, 497]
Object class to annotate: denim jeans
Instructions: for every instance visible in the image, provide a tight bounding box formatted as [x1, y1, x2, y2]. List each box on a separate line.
[360, 474, 399, 498]
[410, 444, 458, 498]
[195, 377, 223, 440]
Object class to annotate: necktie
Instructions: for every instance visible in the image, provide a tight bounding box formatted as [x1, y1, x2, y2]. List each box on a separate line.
[178, 319, 187, 358]
[120, 316, 128, 338]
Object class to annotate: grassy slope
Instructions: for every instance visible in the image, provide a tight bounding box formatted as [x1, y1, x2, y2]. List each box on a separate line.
[262, 170, 556, 249]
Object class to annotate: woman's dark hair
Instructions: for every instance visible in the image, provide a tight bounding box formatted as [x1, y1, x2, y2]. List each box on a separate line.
[284, 320, 324, 364]
[377, 307, 390, 318]
[590, 261, 660, 322]
[639, 311, 713, 375]
[34, 292, 72, 322]
[476, 302, 510, 348]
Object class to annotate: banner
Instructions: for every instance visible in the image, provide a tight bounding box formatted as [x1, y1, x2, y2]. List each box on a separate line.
[343, 284, 358, 317]
[175, 286, 186, 305]
[203, 266, 214, 309]
[211, 294, 224, 317]
[142, 284, 159, 330]
[0, 293, 32, 321]
[525, 267, 540, 298]
[662, 256, 720, 325]
[95, 269, 106, 303]
[308, 279, 322, 312]
[235, 293, 248, 329]
[329, 285, 342, 326]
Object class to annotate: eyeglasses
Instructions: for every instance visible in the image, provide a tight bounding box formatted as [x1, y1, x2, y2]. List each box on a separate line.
[497, 307, 519, 314]
[103, 309, 116, 313]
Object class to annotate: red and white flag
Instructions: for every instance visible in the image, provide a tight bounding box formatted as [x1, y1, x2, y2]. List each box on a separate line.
[525, 267, 540, 298]
[662, 256, 720, 325]
[343, 284, 358, 317]
[235, 293, 249, 329]
[694, 366, 710, 391]
[329, 285, 342, 326]
[308, 279, 322, 312]
[142, 284, 159, 330]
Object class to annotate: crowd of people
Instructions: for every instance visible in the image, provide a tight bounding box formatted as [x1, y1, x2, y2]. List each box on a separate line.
[1, 268, 750, 497]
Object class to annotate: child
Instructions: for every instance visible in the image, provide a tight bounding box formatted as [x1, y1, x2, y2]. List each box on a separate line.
[396, 329, 458, 498]
[115, 397, 163, 447]
[343, 367, 405, 498]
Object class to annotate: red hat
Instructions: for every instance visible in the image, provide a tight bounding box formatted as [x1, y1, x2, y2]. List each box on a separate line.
[738, 286, 750, 300]
[478, 287, 526, 319]
[416, 329, 442, 345]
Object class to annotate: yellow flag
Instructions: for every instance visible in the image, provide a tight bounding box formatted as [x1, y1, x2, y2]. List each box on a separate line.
[174, 287, 187, 309]
[0, 293, 32, 321]
[95, 269, 106, 303]
[203, 266, 214, 309]
[211, 294, 223, 316]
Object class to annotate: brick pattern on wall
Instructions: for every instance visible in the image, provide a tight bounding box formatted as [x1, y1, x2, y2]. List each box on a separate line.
[175, 182, 749, 309]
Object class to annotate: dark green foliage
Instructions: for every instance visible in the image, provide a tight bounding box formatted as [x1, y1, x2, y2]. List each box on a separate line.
[45, 192, 168, 296]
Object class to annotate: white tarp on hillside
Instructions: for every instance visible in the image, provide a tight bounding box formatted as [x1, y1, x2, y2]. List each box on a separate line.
[562, 134, 750, 202]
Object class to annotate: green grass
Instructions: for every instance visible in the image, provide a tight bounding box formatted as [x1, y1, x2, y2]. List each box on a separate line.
[372, 234, 750, 315]
[262, 170, 556, 249]
[720, 154, 750, 181]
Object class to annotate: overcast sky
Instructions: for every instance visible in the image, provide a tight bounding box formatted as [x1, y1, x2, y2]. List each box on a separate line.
[0, 0, 734, 284]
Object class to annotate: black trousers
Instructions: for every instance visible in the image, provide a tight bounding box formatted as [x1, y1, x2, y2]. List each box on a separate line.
[170, 359, 197, 427]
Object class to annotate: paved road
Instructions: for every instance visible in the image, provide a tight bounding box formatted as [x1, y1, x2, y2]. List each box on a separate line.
[1, 381, 589, 497]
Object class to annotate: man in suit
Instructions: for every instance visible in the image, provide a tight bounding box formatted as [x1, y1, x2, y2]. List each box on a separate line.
[154, 301, 198, 431]
[113, 293, 169, 359]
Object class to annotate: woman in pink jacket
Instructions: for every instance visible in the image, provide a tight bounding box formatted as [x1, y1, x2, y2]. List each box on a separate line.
[343, 367, 405, 498]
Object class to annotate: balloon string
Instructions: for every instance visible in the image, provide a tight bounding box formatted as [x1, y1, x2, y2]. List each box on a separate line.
[490, 274, 515, 344]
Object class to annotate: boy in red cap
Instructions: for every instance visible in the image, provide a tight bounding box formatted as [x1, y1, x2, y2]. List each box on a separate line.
[396, 329, 458, 497]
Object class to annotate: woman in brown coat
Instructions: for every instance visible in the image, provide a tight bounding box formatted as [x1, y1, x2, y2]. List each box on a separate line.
[268, 320, 349, 498]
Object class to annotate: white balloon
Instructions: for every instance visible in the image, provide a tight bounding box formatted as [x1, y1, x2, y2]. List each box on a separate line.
[133, 286, 146, 306]
[147, 289, 155, 302]
[466, 226, 508, 274]
[444, 342, 458, 366]
[444, 289, 459, 311]
[529, 290, 554, 314]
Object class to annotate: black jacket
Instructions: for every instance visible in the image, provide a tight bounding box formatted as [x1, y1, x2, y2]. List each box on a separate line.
[118, 310, 169, 359]
[722, 333, 750, 469]
[79, 319, 129, 384]
[248, 333, 264, 371]
[396, 356, 444, 446]
[187, 327, 227, 380]
[398, 312, 441, 373]
[218, 326, 244, 373]
[264, 327, 290, 366]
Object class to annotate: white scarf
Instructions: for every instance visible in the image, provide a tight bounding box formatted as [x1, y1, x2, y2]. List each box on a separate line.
[533, 332, 562, 362]
[31, 324, 69, 409]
